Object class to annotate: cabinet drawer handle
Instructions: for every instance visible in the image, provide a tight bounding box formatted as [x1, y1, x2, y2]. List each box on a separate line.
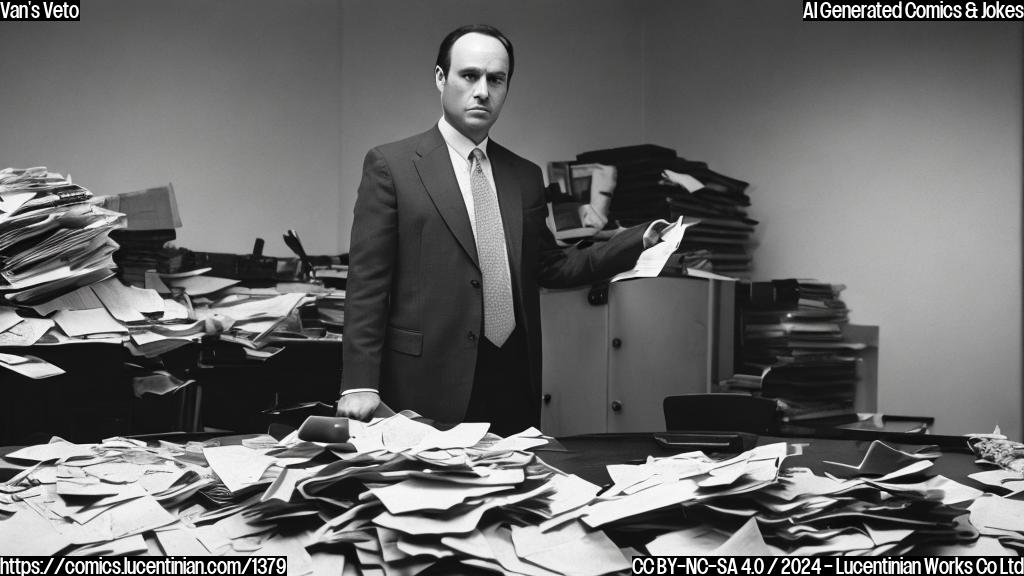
[611, 400, 623, 412]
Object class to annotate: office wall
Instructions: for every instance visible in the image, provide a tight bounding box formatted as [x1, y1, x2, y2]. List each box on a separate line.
[337, 0, 645, 249]
[642, 0, 1023, 437]
[0, 0, 343, 257]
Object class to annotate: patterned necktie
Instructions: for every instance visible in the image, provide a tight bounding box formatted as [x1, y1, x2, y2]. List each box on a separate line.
[470, 148, 515, 347]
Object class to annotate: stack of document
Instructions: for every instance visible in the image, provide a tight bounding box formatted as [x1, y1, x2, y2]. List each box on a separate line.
[111, 229, 183, 287]
[0, 167, 124, 306]
[101, 184, 185, 286]
[570, 145, 757, 276]
[727, 279, 868, 421]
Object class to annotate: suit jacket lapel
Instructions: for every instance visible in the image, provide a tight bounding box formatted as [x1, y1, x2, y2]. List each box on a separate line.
[488, 141, 523, 291]
[414, 127, 479, 268]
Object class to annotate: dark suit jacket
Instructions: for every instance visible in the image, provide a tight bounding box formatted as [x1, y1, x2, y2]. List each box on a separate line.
[343, 125, 646, 422]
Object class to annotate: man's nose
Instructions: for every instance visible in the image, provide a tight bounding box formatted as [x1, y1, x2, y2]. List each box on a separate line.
[472, 78, 489, 100]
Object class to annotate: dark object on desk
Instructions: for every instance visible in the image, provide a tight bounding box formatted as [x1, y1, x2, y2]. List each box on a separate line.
[798, 413, 935, 434]
[545, 431, 982, 488]
[663, 393, 779, 434]
[283, 229, 317, 282]
[188, 241, 279, 283]
[298, 415, 349, 443]
[841, 414, 934, 434]
[262, 400, 335, 430]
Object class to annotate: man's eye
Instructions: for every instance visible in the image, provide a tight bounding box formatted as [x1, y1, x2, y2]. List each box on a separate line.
[489, 77, 505, 86]
[463, 74, 478, 81]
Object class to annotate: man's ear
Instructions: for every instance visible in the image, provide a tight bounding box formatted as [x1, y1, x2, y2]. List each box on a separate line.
[435, 66, 446, 93]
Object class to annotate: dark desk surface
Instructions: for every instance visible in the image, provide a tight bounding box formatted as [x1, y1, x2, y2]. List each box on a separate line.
[540, 432, 987, 492]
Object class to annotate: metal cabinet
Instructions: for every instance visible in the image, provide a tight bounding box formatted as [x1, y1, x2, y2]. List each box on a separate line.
[539, 277, 734, 436]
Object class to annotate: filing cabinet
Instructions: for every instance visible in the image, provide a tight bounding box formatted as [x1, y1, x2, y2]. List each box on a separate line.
[540, 276, 734, 436]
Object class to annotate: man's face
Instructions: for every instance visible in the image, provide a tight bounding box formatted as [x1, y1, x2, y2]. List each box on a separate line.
[436, 32, 510, 144]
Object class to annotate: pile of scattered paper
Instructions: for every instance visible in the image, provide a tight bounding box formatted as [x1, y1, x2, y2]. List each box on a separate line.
[0, 167, 124, 306]
[0, 276, 313, 379]
[614, 440, 993, 556]
[0, 416, 633, 575]
[0, 421, 1015, 572]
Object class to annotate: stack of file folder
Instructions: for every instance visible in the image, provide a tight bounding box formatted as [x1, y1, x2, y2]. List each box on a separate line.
[110, 229, 184, 287]
[100, 184, 185, 287]
[729, 279, 869, 421]
[568, 144, 757, 276]
[0, 167, 124, 306]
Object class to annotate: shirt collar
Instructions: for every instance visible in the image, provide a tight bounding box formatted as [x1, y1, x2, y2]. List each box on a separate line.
[438, 116, 490, 162]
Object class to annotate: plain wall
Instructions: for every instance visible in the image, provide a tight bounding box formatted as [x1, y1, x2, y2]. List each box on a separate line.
[642, 0, 1023, 437]
[0, 0, 1020, 438]
[0, 0, 343, 258]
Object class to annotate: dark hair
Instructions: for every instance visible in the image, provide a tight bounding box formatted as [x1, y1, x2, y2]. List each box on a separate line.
[436, 24, 514, 82]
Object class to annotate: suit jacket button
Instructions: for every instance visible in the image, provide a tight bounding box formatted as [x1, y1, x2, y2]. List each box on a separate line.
[471, 279, 481, 288]
[467, 331, 477, 342]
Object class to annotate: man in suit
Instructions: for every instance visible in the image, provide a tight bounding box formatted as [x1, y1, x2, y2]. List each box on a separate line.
[337, 24, 664, 435]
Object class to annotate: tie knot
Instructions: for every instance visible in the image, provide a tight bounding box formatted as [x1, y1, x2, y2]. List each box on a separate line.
[470, 148, 486, 165]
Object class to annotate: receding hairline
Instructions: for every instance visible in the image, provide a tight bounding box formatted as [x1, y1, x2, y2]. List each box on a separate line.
[446, 34, 511, 73]
[436, 24, 514, 81]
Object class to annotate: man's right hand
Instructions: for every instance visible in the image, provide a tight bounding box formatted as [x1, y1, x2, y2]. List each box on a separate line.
[336, 391, 381, 421]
